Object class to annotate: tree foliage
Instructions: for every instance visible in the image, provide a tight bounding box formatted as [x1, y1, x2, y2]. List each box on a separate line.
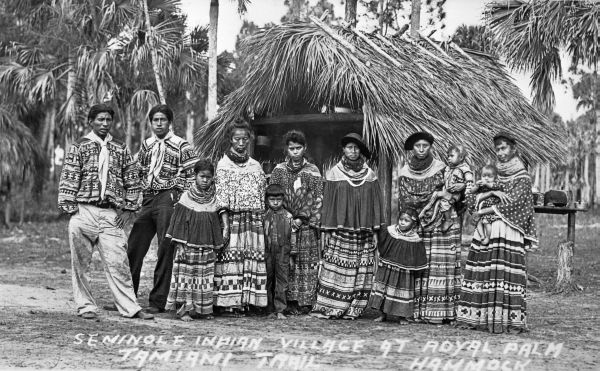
[489, 0, 600, 113]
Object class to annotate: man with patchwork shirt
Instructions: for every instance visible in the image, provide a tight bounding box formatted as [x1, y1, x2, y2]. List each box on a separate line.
[127, 104, 196, 313]
[58, 104, 153, 320]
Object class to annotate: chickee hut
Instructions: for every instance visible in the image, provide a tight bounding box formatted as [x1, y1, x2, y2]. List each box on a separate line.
[195, 20, 566, 222]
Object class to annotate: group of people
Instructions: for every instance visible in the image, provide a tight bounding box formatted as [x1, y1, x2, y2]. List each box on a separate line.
[58, 103, 538, 334]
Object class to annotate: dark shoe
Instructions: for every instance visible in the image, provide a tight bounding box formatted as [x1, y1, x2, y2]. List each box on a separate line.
[103, 304, 118, 311]
[145, 306, 164, 314]
[134, 310, 155, 320]
[80, 312, 97, 320]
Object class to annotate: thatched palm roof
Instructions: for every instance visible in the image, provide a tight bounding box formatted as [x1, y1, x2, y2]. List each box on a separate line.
[195, 21, 566, 166]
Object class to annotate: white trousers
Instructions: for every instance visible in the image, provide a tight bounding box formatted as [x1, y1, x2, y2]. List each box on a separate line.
[68, 204, 141, 317]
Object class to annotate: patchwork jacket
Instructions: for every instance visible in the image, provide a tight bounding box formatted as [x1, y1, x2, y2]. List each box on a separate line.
[58, 136, 141, 214]
[136, 134, 196, 193]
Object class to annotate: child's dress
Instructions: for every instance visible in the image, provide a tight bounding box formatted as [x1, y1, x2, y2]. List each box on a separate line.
[369, 225, 428, 318]
[164, 185, 224, 316]
[421, 162, 472, 230]
[470, 182, 503, 224]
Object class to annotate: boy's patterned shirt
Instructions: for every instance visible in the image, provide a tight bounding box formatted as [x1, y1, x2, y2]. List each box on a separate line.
[137, 134, 196, 192]
[58, 136, 141, 214]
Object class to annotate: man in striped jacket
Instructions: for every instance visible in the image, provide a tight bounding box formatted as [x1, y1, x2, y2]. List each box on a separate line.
[127, 104, 196, 314]
[58, 104, 153, 320]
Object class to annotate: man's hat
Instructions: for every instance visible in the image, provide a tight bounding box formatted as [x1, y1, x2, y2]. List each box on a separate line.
[404, 131, 435, 150]
[341, 133, 371, 158]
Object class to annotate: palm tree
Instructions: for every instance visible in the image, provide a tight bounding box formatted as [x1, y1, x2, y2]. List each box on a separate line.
[489, 0, 600, 205]
[1, 0, 209, 165]
[206, 0, 249, 121]
[141, 0, 167, 104]
[452, 24, 498, 56]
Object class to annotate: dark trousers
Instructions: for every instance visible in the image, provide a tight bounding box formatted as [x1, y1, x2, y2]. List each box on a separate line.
[265, 242, 291, 313]
[127, 189, 177, 309]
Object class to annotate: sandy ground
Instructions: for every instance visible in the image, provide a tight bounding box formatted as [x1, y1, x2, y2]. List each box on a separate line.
[1, 212, 600, 370]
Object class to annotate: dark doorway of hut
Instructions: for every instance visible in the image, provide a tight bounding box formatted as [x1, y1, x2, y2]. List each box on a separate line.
[251, 112, 394, 223]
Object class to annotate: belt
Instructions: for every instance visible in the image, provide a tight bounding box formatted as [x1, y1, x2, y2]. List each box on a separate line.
[88, 200, 113, 209]
[143, 188, 177, 196]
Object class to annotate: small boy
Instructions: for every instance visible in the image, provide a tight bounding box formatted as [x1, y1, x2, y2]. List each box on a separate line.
[264, 184, 296, 319]
[420, 145, 473, 231]
[469, 164, 503, 245]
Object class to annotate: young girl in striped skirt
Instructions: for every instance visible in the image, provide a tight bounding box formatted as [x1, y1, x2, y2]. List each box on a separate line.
[369, 208, 428, 325]
[164, 159, 225, 321]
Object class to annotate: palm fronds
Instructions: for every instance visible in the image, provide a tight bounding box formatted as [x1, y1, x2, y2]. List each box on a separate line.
[0, 105, 40, 181]
[488, 0, 600, 113]
[195, 22, 565, 167]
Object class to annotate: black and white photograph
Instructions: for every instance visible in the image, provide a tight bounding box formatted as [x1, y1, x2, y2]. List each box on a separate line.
[0, 0, 599, 370]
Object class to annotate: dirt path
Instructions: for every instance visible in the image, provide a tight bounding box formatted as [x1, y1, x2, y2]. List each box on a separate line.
[1, 216, 600, 370]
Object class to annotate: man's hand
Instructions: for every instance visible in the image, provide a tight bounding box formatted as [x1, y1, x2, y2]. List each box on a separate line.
[115, 210, 136, 229]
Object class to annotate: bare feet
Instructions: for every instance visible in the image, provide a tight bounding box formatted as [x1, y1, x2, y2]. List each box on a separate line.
[202, 315, 214, 320]
[374, 315, 386, 322]
[180, 313, 193, 322]
[276, 313, 287, 320]
[398, 317, 409, 325]
[309, 312, 330, 319]
[80, 312, 97, 320]
[222, 310, 244, 318]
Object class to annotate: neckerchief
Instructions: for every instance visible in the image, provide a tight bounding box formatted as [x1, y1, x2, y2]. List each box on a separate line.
[408, 152, 434, 173]
[285, 157, 307, 174]
[341, 155, 366, 173]
[85, 131, 112, 199]
[187, 182, 215, 204]
[147, 130, 174, 186]
[226, 148, 249, 164]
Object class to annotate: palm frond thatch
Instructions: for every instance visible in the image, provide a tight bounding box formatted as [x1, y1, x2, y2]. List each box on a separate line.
[195, 22, 566, 167]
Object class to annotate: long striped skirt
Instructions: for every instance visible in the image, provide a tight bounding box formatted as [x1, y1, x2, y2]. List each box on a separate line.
[214, 211, 268, 309]
[369, 263, 419, 318]
[457, 220, 527, 333]
[166, 243, 215, 315]
[414, 226, 462, 323]
[288, 225, 319, 307]
[312, 230, 375, 319]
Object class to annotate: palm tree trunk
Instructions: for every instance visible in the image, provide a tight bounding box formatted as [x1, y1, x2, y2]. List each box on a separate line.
[534, 165, 541, 190]
[593, 71, 600, 207]
[345, 0, 357, 24]
[125, 108, 133, 150]
[410, 0, 421, 37]
[65, 50, 76, 144]
[290, 0, 304, 21]
[207, 0, 219, 121]
[593, 105, 600, 205]
[583, 154, 590, 205]
[186, 111, 195, 145]
[140, 117, 147, 144]
[378, 0, 385, 34]
[142, 0, 167, 104]
[46, 105, 56, 183]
